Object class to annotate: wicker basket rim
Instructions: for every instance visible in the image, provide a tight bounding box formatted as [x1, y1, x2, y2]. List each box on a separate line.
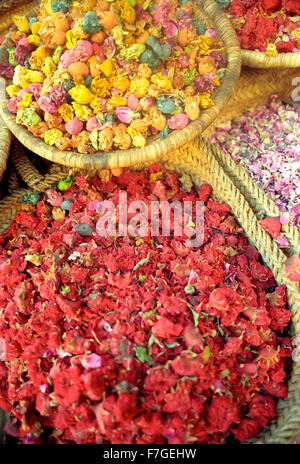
[0, 0, 241, 170]
[242, 49, 300, 68]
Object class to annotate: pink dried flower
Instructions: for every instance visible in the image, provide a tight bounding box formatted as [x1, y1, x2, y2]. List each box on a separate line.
[167, 113, 189, 130]
[65, 117, 84, 135]
[127, 95, 140, 111]
[115, 106, 136, 124]
[45, 189, 63, 207]
[50, 85, 66, 107]
[38, 95, 57, 114]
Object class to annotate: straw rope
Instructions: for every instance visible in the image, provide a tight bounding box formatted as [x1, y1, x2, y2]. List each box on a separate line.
[0, 0, 242, 169]
[206, 139, 300, 256]
[7, 166, 19, 193]
[0, 187, 28, 233]
[10, 139, 44, 187]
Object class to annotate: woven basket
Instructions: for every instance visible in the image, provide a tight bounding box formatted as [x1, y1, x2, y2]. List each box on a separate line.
[0, 0, 241, 170]
[220, 0, 300, 69]
[0, 136, 299, 444]
[202, 66, 300, 137]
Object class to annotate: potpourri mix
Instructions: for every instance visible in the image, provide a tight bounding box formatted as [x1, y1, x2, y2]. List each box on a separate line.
[212, 95, 300, 239]
[216, 0, 300, 55]
[1, 0, 227, 153]
[0, 165, 293, 444]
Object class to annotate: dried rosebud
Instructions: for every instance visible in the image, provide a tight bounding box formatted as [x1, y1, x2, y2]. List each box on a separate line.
[65, 117, 84, 136]
[45, 189, 63, 207]
[50, 85, 66, 107]
[38, 95, 58, 114]
[115, 106, 136, 124]
[210, 50, 227, 69]
[167, 113, 189, 130]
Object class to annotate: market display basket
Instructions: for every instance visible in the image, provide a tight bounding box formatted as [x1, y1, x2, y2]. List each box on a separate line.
[215, 0, 300, 69]
[0, 135, 299, 444]
[202, 65, 300, 136]
[0, 0, 241, 170]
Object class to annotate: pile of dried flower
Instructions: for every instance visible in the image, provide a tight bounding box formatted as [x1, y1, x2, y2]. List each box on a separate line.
[0, 164, 293, 444]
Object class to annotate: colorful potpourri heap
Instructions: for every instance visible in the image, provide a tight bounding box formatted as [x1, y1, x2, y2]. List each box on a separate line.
[216, 0, 300, 54]
[0, 164, 293, 444]
[1, 0, 227, 153]
[211, 95, 300, 239]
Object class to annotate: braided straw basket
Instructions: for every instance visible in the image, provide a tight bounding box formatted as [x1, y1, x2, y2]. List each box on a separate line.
[0, 0, 241, 169]
[0, 135, 299, 443]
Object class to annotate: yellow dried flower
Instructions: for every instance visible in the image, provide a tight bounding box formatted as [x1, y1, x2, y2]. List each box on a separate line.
[108, 96, 127, 107]
[13, 65, 44, 89]
[69, 85, 93, 104]
[66, 29, 77, 49]
[199, 94, 214, 109]
[90, 96, 103, 114]
[17, 92, 33, 108]
[44, 129, 63, 145]
[29, 46, 51, 71]
[6, 85, 21, 98]
[110, 75, 130, 93]
[111, 26, 124, 47]
[31, 21, 41, 35]
[185, 95, 200, 121]
[52, 207, 66, 222]
[293, 28, 300, 46]
[12, 15, 30, 33]
[99, 59, 115, 78]
[127, 127, 146, 147]
[72, 103, 93, 121]
[91, 77, 110, 97]
[28, 34, 41, 47]
[52, 68, 71, 86]
[117, 0, 136, 24]
[266, 43, 278, 57]
[129, 77, 150, 98]
[151, 73, 173, 92]
[58, 104, 75, 122]
[42, 57, 56, 77]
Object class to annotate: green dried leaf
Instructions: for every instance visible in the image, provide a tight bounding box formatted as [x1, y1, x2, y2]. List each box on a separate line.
[133, 252, 151, 271]
[135, 346, 154, 366]
[165, 342, 180, 349]
[61, 285, 70, 295]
